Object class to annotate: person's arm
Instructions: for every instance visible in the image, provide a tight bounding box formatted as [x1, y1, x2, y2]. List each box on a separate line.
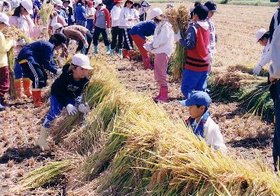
[0, 33, 13, 53]
[41, 46, 59, 74]
[152, 24, 170, 49]
[64, 28, 87, 44]
[205, 121, 227, 153]
[179, 26, 196, 50]
[104, 8, 111, 28]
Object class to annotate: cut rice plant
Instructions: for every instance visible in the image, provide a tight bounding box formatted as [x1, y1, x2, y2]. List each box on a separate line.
[165, 5, 189, 81]
[7, 48, 16, 99]
[39, 3, 54, 25]
[2, 26, 32, 43]
[16, 160, 71, 191]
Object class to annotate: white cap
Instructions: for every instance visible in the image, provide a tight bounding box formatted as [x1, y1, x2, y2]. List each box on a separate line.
[94, 0, 102, 7]
[0, 13, 10, 26]
[21, 0, 33, 15]
[256, 28, 266, 42]
[52, 23, 63, 31]
[150, 7, 163, 19]
[72, 54, 93, 70]
[55, 0, 63, 7]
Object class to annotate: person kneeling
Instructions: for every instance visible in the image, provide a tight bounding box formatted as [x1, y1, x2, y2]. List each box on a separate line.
[37, 53, 93, 151]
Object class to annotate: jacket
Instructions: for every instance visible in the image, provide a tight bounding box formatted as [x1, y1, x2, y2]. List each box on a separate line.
[270, 24, 280, 79]
[119, 7, 138, 28]
[51, 64, 89, 106]
[94, 6, 111, 29]
[150, 20, 174, 57]
[257, 40, 271, 68]
[75, 3, 87, 21]
[0, 32, 13, 68]
[129, 20, 156, 39]
[110, 5, 122, 27]
[207, 18, 217, 56]
[17, 41, 58, 74]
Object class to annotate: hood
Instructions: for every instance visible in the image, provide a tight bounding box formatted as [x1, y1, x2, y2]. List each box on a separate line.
[197, 21, 209, 31]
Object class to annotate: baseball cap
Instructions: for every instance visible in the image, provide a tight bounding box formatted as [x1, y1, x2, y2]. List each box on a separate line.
[72, 53, 93, 70]
[193, 5, 209, 20]
[204, 1, 217, 12]
[255, 28, 267, 42]
[21, 0, 33, 15]
[0, 13, 10, 26]
[52, 23, 63, 31]
[180, 91, 211, 107]
[150, 7, 163, 19]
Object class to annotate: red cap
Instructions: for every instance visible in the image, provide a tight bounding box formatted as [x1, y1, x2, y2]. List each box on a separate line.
[87, 0, 94, 7]
[114, 0, 123, 3]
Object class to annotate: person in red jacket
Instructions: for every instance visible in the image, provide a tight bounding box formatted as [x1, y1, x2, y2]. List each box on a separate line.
[176, 5, 210, 99]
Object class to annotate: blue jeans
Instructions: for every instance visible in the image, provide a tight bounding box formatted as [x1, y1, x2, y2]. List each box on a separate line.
[43, 96, 75, 128]
[271, 80, 280, 170]
[181, 69, 208, 99]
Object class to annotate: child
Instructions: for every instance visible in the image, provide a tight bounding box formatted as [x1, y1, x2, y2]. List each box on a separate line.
[37, 53, 93, 151]
[176, 5, 210, 99]
[180, 91, 227, 152]
[16, 34, 67, 107]
[75, 0, 87, 27]
[253, 28, 271, 75]
[85, 0, 95, 33]
[130, 20, 156, 69]
[144, 8, 174, 102]
[204, 1, 217, 66]
[110, 0, 123, 55]
[139, 0, 150, 21]
[0, 13, 15, 110]
[92, 0, 111, 54]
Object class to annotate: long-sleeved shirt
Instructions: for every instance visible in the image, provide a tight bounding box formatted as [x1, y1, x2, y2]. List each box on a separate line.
[75, 3, 87, 21]
[269, 7, 280, 41]
[119, 7, 138, 28]
[51, 64, 89, 106]
[270, 24, 280, 79]
[62, 25, 89, 44]
[207, 18, 217, 56]
[0, 32, 13, 68]
[17, 41, 58, 74]
[257, 40, 271, 68]
[129, 20, 156, 39]
[94, 6, 111, 29]
[110, 5, 122, 27]
[150, 20, 174, 57]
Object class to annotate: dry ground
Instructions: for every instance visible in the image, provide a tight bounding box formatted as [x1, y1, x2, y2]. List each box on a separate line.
[0, 2, 278, 195]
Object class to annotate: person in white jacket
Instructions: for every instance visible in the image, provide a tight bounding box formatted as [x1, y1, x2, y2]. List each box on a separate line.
[180, 91, 227, 153]
[110, 0, 123, 55]
[144, 8, 174, 103]
[253, 28, 271, 75]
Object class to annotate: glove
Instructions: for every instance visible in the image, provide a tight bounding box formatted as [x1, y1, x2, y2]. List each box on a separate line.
[66, 104, 78, 115]
[253, 64, 262, 75]
[84, 42, 89, 49]
[17, 38, 26, 46]
[56, 68, 62, 75]
[143, 42, 153, 52]
[174, 31, 182, 42]
[78, 103, 90, 114]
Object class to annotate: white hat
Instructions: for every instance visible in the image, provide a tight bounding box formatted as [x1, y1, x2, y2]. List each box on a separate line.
[72, 54, 93, 70]
[52, 23, 63, 31]
[55, 0, 63, 7]
[94, 0, 102, 8]
[256, 28, 266, 42]
[150, 7, 163, 19]
[0, 13, 10, 26]
[21, 0, 33, 15]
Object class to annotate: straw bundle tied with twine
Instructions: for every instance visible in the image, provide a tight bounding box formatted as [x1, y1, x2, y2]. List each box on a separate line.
[166, 5, 189, 81]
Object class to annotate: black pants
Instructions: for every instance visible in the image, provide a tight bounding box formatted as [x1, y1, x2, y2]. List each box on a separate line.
[111, 26, 123, 51]
[93, 26, 110, 46]
[21, 62, 47, 89]
[121, 28, 133, 50]
[139, 13, 147, 21]
[76, 31, 92, 55]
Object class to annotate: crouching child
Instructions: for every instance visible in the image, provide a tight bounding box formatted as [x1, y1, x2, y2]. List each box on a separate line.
[180, 91, 227, 153]
[36, 53, 93, 151]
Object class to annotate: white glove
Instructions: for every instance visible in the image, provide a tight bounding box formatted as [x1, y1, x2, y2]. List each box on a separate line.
[174, 31, 182, 42]
[253, 64, 262, 75]
[66, 104, 78, 115]
[78, 103, 90, 114]
[84, 42, 89, 49]
[143, 42, 153, 52]
[56, 68, 62, 75]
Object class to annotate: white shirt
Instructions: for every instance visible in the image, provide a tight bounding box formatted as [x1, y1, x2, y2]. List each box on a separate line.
[258, 40, 271, 68]
[270, 24, 280, 79]
[110, 5, 122, 27]
[119, 7, 138, 28]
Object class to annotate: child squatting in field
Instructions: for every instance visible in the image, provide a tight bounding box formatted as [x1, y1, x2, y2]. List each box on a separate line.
[180, 91, 227, 153]
[36, 54, 93, 151]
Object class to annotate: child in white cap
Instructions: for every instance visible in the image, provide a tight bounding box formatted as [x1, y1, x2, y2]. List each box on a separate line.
[37, 53, 93, 150]
[180, 91, 227, 153]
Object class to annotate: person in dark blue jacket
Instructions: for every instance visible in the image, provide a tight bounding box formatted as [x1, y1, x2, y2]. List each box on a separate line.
[17, 33, 67, 107]
[130, 20, 156, 69]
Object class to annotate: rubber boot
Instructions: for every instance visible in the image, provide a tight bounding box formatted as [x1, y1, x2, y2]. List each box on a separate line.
[106, 45, 111, 55]
[32, 89, 43, 107]
[122, 49, 129, 59]
[14, 79, 25, 98]
[36, 126, 50, 151]
[94, 45, 98, 54]
[110, 48, 115, 55]
[155, 86, 168, 103]
[118, 49, 123, 59]
[22, 78, 32, 97]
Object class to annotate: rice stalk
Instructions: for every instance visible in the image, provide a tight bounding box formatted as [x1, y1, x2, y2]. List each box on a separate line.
[7, 48, 16, 99]
[39, 3, 54, 25]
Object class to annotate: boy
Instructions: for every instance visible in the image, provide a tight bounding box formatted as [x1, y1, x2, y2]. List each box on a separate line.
[37, 53, 93, 151]
[176, 5, 210, 99]
[180, 91, 227, 152]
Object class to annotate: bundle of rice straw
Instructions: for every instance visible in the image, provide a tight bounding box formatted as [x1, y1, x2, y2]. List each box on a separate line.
[39, 3, 54, 25]
[165, 5, 189, 81]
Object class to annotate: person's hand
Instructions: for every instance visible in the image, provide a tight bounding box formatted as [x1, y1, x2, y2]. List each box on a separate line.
[143, 42, 152, 52]
[174, 31, 182, 42]
[84, 42, 89, 49]
[66, 104, 78, 115]
[78, 103, 90, 114]
[17, 39, 26, 46]
[253, 64, 262, 75]
[270, 77, 277, 83]
[56, 68, 62, 75]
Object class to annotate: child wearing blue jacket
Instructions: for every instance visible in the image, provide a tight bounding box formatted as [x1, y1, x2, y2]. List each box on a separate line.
[17, 34, 67, 107]
[37, 53, 93, 151]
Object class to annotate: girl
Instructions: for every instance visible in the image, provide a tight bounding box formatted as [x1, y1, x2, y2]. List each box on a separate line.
[110, 0, 123, 55]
